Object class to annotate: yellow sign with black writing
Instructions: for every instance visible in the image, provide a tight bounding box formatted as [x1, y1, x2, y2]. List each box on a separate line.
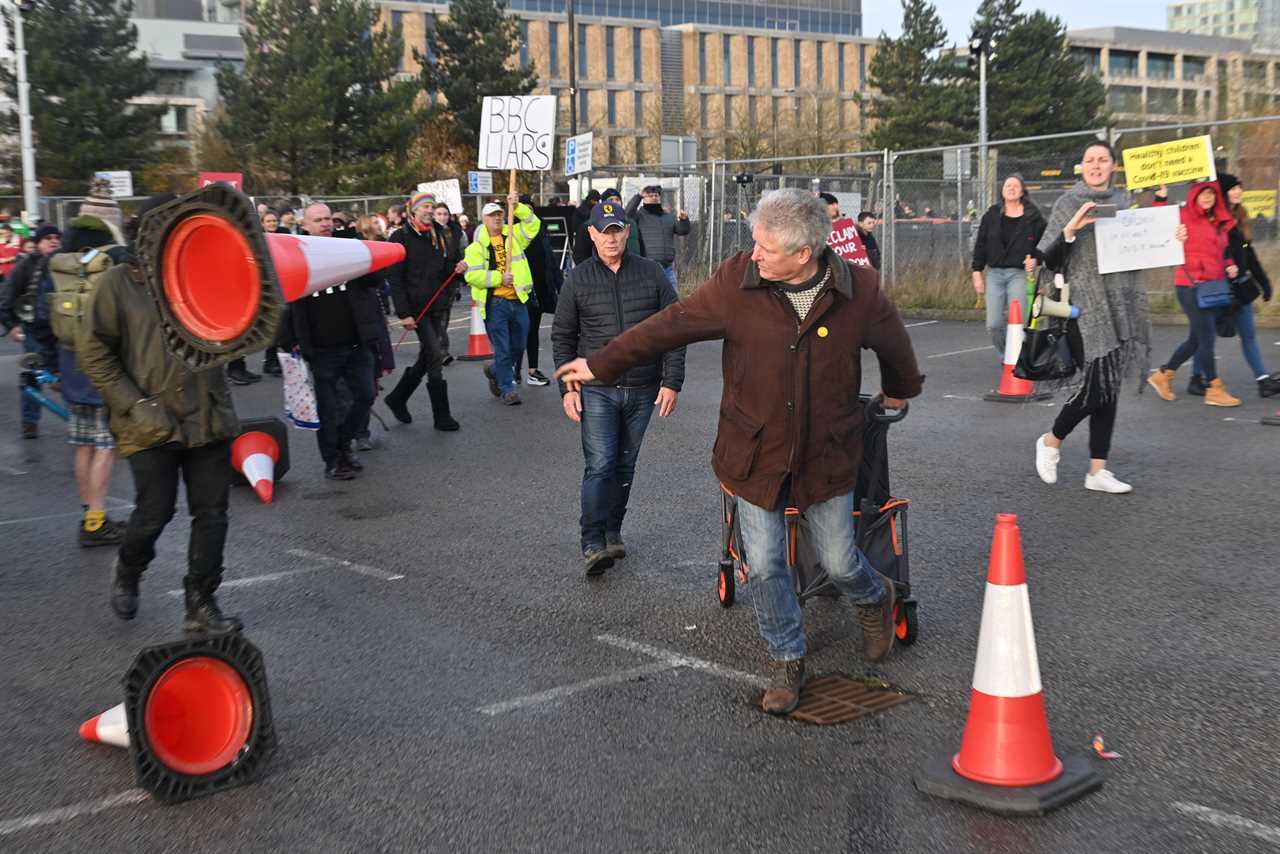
[1121, 135, 1217, 190]
[1241, 190, 1277, 220]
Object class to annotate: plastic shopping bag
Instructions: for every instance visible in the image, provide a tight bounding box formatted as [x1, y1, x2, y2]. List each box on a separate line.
[280, 351, 320, 430]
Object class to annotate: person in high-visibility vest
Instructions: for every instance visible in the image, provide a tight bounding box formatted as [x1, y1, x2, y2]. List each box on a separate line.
[464, 192, 541, 405]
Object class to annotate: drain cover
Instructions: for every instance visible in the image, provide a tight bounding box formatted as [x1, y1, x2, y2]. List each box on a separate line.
[786, 674, 912, 724]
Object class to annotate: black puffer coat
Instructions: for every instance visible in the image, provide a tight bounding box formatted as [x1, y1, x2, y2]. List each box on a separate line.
[552, 251, 685, 393]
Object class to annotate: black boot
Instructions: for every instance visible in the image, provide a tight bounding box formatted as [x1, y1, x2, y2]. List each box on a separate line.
[427, 379, 460, 431]
[183, 577, 243, 634]
[1259, 375, 1280, 398]
[384, 371, 421, 424]
[110, 558, 140, 620]
[1187, 374, 1207, 396]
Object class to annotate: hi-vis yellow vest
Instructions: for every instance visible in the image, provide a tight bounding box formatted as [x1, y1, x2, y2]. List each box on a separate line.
[464, 204, 541, 318]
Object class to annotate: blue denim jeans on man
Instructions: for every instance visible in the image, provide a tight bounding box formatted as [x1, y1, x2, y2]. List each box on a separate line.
[579, 384, 657, 552]
[485, 296, 529, 395]
[983, 267, 1028, 354]
[736, 489, 888, 661]
[661, 264, 678, 295]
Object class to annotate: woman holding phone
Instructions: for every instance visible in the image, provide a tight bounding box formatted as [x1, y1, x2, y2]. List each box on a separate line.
[1031, 141, 1187, 494]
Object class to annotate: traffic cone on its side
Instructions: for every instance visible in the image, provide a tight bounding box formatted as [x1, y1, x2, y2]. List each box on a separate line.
[913, 513, 1102, 816]
[458, 300, 494, 361]
[983, 299, 1052, 403]
[231, 431, 279, 504]
[79, 702, 129, 748]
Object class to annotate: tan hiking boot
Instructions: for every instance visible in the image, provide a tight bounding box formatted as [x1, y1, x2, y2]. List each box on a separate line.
[761, 659, 806, 715]
[1147, 367, 1177, 401]
[858, 575, 898, 663]
[1205, 378, 1241, 407]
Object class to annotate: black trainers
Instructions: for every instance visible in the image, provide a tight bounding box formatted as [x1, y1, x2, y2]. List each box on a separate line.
[762, 659, 806, 715]
[182, 580, 242, 634]
[584, 546, 615, 577]
[442, 355, 456, 366]
[857, 575, 898, 663]
[1187, 374, 1207, 396]
[325, 460, 357, 480]
[483, 364, 501, 398]
[79, 518, 124, 548]
[262, 361, 282, 376]
[605, 532, 626, 560]
[527, 369, 550, 387]
[501, 391, 522, 406]
[110, 559, 139, 621]
[339, 448, 364, 471]
[1258, 375, 1280, 398]
[227, 365, 262, 385]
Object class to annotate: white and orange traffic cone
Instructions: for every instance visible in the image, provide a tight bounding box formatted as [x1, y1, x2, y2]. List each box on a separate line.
[231, 431, 279, 504]
[458, 300, 494, 361]
[79, 703, 129, 748]
[265, 232, 404, 303]
[914, 514, 1102, 815]
[983, 299, 1051, 403]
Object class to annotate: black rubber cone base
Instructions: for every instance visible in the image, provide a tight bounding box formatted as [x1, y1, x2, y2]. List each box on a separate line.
[982, 390, 1054, 403]
[913, 753, 1102, 817]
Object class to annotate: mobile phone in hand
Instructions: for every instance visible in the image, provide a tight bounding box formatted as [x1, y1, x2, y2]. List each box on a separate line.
[1091, 204, 1118, 218]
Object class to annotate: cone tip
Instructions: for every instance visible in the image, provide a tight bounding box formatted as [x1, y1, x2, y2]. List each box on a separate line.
[1008, 298, 1023, 325]
[78, 717, 97, 742]
[988, 513, 1027, 586]
[254, 480, 274, 504]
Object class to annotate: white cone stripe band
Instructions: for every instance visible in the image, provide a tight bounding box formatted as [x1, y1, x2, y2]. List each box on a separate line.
[95, 703, 130, 748]
[470, 304, 485, 334]
[1002, 308, 1025, 366]
[971, 582, 1043, 698]
[241, 452, 274, 487]
[297, 237, 374, 297]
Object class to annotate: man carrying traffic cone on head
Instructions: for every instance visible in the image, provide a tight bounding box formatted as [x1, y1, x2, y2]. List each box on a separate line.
[465, 192, 541, 406]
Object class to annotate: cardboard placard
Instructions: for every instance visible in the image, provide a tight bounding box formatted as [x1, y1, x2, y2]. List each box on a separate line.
[1094, 205, 1185, 274]
[478, 95, 556, 171]
[1241, 189, 1277, 220]
[416, 179, 463, 214]
[826, 218, 872, 267]
[1121, 135, 1216, 191]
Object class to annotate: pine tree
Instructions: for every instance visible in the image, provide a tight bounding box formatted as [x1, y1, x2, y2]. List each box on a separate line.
[866, 0, 969, 151]
[423, 0, 537, 153]
[1, 0, 164, 195]
[215, 0, 426, 194]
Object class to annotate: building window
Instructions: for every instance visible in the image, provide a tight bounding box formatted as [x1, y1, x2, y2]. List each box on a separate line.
[578, 24, 588, 78]
[579, 88, 589, 123]
[605, 26, 615, 80]
[858, 44, 866, 89]
[1107, 85, 1143, 112]
[838, 43, 845, 90]
[1181, 89, 1199, 114]
[793, 95, 801, 125]
[816, 42, 823, 86]
[1148, 87, 1178, 113]
[519, 20, 529, 69]
[634, 91, 644, 127]
[771, 38, 779, 87]
[723, 34, 731, 85]
[633, 28, 642, 80]
[793, 40, 801, 87]
[1071, 47, 1101, 73]
[608, 136, 617, 164]
[724, 95, 733, 128]
[391, 11, 406, 71]
[700, 93, 709, 129]
[1109, 50, 1139, 77]
[748, 95, 757, 125]
[424, 15, 435, 65]
[699, 32, 708, 83]
[747, 35, 755, 86]
[1147, 53, 1174, 80]
[549, 22, 560, 78]
[635, 137, 645, 163]
[1243, 60, 1267, 81]
[608, 89, 617, 124]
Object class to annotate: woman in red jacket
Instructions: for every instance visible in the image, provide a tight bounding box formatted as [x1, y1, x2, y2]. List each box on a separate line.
[1147, 181, 1242, 406]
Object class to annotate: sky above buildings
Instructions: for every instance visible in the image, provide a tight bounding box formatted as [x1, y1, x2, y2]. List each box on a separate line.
[863, 0, 1174, 42]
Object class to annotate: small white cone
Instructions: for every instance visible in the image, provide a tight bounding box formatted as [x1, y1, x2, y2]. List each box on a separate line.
[79, 703, 129, 748]
[241, 452, 275, 504]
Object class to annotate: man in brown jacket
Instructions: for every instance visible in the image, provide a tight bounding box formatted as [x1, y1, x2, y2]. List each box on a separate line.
[557, 189, 924, 715]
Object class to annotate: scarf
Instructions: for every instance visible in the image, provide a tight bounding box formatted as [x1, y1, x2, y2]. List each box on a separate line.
[1037, 181, 1151, 402]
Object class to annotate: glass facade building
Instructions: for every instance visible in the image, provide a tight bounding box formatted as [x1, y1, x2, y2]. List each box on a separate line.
[508, 0, 861, 36]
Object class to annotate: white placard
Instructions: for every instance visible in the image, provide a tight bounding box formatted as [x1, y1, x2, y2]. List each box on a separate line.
[94, 170, 133, 198]
[617, 176, 703, 222]
[478, 95, 556, 171]
[417, 179, 463, 214]
[1094, 205, 1185, 275]
[565, 132, 593, 176]
[832, 192, 862, 218]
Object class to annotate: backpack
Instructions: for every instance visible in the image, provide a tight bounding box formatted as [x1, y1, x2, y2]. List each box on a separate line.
[47, 247, 116, 352]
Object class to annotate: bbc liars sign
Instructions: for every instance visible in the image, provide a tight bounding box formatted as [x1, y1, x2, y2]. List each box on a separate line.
[827, 218, 871, 266]
[478, 95, 557, 172]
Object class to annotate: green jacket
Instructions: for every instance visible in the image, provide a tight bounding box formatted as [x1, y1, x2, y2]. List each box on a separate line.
[78, 262, 238, 458]
[464, 203, 541, 318]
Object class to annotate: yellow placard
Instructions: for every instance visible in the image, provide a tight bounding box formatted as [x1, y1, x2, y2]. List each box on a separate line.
[1120, 135, 1216, 190]
[1241, 190, 1277, 220]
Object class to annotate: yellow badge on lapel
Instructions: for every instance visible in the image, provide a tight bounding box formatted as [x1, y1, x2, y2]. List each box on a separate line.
[817, 326, 829, 338]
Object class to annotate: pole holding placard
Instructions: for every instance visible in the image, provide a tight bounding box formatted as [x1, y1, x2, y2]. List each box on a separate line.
[506, 168, 517, 275]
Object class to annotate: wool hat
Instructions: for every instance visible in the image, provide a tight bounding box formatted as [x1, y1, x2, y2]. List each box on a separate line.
[78, 177, 124, 242]
[34, 224, 60, 243]
[409, 191, 436, 213]
[1218, 172, 1241, 195]
[817, 192, 839, 206]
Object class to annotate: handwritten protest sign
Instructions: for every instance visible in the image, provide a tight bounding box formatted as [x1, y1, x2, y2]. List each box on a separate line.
[827, 218, 871, 267]
[1094, 205, 1184, 275]
[478, 95, 556, 171]
[416, 179, 463, 214]
[1241, 190, 1277, 220]
[1121, 135, 1216, 191]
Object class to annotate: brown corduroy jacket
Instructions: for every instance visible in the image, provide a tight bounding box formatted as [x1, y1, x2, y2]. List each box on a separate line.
[588, 248, 924, 511]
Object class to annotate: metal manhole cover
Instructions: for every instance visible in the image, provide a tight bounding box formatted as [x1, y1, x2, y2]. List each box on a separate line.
[786, 674, 913, 725]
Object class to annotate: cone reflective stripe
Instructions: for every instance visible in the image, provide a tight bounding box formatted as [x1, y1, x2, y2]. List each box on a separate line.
[983, 299, 1051, 403]
[458, 300, 494, 361]
[79, 702, 129, 748]
[231, 431, 279, 504]
[266, 233, 405, 303]
[913, 514, 1101, 815]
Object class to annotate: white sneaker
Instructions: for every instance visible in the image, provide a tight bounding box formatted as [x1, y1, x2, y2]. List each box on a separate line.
[1084, 469, 1132, 494]
[1035, 434, 1060, 484]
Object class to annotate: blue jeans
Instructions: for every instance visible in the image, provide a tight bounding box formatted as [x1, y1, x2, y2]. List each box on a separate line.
[983, 267, 1029, 353]
[1235, 301, 1269, 379]
[661, 264, 678, 294]
[736, 490, 888, 661]
[485, 297, 529, 395]
[20, 327, 58, 424]
[579, 384, 657, 551]
[1167, 285, 1216, 380]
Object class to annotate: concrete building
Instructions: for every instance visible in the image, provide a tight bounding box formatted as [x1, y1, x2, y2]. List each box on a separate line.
[1068, 26, 1280, 124]
[1167, 0, 1280, 48]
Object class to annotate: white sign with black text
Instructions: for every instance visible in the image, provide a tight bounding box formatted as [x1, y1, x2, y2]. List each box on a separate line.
[478, 96, 557, 172]
[1094, 205, 1185, 275]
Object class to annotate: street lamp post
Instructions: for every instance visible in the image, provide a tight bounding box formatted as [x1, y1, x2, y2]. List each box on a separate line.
[12, 0, 40, 221]
[970, 37, 994, 213]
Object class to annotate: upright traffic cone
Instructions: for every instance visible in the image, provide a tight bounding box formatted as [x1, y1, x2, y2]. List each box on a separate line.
[79, 702, 129, 748]
[231, 431, 279, 504]
[458, 300, 494, 361]
[914, 514, 1101, 815]
[983, 299, 1052, 403]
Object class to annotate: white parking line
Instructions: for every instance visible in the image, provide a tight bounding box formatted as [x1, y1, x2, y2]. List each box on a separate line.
[286, 548, 404, 581]
[165, 568, 316, 596]
[0, 502, 135, 528]
[0, 789, 147, 837]
[1172, 801, 1280, 845]
[477, 662, 676, 715]
[596, 634, 767, 687]
[927, 346, 992, 359]
[904, 320, 939, 328]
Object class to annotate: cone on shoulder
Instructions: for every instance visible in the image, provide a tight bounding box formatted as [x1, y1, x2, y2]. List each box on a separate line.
[913, 513, 1102, 816]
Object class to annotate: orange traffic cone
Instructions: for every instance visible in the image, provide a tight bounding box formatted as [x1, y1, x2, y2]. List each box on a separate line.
[231, 431, 279, 504]
[983, 299, 1051, 403]
[79, 702, 129, 748]
[914, 514, 1102, 815]
[458, 300, 494, 361]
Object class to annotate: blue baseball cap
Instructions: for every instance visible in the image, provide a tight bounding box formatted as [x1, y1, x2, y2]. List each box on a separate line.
[590, 202, 628, 231]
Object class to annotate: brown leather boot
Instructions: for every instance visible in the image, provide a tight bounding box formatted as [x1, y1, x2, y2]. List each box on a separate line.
[1147, 367, 1177, 401]
[858, 576, 898, 663]
[761, 659, 805, 715]
[1204, 378, 1241, 407]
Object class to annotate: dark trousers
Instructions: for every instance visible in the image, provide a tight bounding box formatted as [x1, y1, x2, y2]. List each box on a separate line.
[579, 384, 657, 551]
[520, 305, 543, 372]
[20, 326, 58, 424]
[404, 312, 448, 386]
[119, 441, 231, 590]
[1052, 382, 1119, 460]
[311, 344, 376, 465]
[1166, 285, 1217, 381]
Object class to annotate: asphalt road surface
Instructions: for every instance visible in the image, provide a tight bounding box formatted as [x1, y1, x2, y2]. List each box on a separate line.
[2, 317, 1278, 853]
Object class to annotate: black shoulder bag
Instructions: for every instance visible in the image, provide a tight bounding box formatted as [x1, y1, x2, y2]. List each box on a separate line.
[1014, 264, 1078, 382]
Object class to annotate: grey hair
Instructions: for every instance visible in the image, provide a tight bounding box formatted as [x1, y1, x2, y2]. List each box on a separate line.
[749, 189, 831, 255]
